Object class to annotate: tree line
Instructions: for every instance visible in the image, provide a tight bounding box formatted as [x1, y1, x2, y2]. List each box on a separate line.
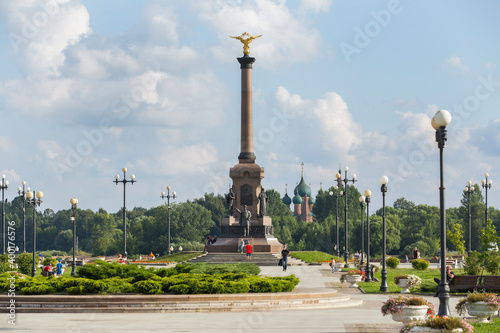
[3, 184, 498, 257]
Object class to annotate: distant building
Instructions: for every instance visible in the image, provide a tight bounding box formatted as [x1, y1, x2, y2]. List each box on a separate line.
[282, 162, 315, 223]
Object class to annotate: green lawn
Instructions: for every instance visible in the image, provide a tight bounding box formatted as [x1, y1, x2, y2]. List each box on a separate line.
[358, 267, 467, 293]
[473, 317, 500, 332]
[290, 251, 341, 263]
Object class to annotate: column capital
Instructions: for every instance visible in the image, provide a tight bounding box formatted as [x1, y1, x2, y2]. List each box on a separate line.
[238, 55, 256, 69]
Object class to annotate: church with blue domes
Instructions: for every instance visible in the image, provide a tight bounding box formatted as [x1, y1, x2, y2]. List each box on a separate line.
[282, 162, 315, 223]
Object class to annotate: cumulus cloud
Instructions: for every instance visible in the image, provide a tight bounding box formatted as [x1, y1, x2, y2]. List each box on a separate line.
[443, 55, 470, 74]
[196, 0, 325, 68]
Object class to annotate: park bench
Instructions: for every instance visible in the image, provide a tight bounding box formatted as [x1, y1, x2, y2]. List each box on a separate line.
[436, 258, 457, 269]
[481, 275, 500, 292]
[449, 275, 482, 291]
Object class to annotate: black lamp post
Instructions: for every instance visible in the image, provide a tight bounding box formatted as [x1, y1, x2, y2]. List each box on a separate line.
[17, 181, 28, 253]
[432, 109, 452, 317]
[329, 186, 341, 257]
[1, 175, 8, 255]
[114, 167, 136, 257]
[161, 186, 176, 255]
[379, 175, 389, 292]
[26, 190, 43, 277]
[336, 166, 357, 268]
[481, 173, 492, 224]
[359, 195, 365, 266]
[364, 189, 372, 282]
[464, 181, 475, 254]
[70, 197, 78, 276]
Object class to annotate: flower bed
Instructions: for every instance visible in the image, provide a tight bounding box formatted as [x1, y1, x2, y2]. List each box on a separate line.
[401, 316, 473, 333]
[455, 291, 500, 316]
[382, 296, 435, 316]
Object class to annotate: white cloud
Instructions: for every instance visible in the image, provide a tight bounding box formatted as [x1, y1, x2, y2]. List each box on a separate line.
[298, 0, 332, 14]
[197, 0, 324, 68]
[485, 62, 497, 70]
[443, 55, 469, 74]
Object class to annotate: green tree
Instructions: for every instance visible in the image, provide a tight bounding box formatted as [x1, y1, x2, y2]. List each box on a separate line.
[194, 193, 225, 235]
[447, 222, 465, 254]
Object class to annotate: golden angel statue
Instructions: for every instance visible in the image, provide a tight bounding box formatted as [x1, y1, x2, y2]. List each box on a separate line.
[230, 32, 262, 55]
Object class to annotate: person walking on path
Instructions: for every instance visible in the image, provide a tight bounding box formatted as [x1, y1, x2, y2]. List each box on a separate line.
[281, 244, 290, 272]
[413, 246, 418, 260]
[245, 243, 252, 261]
[329, 257, 336, 273]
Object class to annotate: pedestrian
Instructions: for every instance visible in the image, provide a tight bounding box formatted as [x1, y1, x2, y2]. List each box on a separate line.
[245, 242, 252, 261]
[413, 247, 418, 260]
[238, 239, 245, 253]
[329, 257, 336, 273]
[281, 244, 290, 272]
[56, 259, 63, 277]
[405, 254, 409, 263]
[212, 235, 217, 244]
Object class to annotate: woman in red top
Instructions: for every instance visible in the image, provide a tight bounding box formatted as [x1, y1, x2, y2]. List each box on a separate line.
[245, 243, 252, 261]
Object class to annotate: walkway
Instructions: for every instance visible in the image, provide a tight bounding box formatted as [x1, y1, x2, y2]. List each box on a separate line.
[0, 264, 462, 333]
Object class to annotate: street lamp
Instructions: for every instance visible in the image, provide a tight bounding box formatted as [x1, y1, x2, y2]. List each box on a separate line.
[161, 186, 176, 255]
[359, 195, 365, 266]
[114, 167, 136, 257]
[481, 173, 492, 224]
[26, 190, 43, 277]
[17, 181, 29, 253]
[1, 175, 8, 255]
[379, 175, 389, 292]
[364, 189, 372, 282]
[329, 186, 342, 257]
[336, 166, 357, 268]
[464, 181, 475, 253]
[432, 108, 452, 317]
[70, 197, 78, 276]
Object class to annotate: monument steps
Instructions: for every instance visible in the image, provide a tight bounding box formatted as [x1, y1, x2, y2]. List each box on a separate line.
[186, 253, 307, 266]
[0, 290, 361, 313]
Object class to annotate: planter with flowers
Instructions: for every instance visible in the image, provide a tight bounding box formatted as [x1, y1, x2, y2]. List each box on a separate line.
[340, 269, 365, 288]
[394, 274, 422, 294]
[382, 295, 435, 324]
[400, 316, 473, 333]
[455, 292, 500, 323]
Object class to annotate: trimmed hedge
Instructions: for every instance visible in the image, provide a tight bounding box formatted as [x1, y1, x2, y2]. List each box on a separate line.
[0, 262, 299, 295]
[411, 259, 430, 270]
[386, 257, 400, 269]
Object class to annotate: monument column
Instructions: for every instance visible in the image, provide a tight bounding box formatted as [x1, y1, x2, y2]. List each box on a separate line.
[238, 55, 256, 163]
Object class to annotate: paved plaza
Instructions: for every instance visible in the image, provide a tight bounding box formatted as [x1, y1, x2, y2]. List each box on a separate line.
[1, 263, 463, 333]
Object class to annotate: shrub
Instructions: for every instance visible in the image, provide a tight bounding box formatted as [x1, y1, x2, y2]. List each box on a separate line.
[411, 259, 429, 270]
[191, 263, 260, 276]
[133, 279, 163, 294]
[485, 251, 500, 275]
[42, 257, 57, 266]
[16, 253, 33, 275]
[463, 251, 482, 275]
[386, 257, 400, 269]
[0, 254, 9, 273]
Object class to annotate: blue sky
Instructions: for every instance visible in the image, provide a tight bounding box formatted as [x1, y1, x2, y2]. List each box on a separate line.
[0, 0, 499, 213]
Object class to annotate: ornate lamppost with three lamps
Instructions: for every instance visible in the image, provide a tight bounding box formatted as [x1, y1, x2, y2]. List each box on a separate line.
[161, 186, 176, 255]
[1, 175, 8, 255]
[70, 197, 78, 276]
[364, 189, 372, 282]
[329, 186, 342, 258]
[481, 173, 492, 224]
[114, 167, 136, 258]
[336, 166, 357, 268]
[379, 175, 389, 292]
[17, 181, 29, 253]
[26, 190, 43, 277]
[464, 181, 474, 254]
